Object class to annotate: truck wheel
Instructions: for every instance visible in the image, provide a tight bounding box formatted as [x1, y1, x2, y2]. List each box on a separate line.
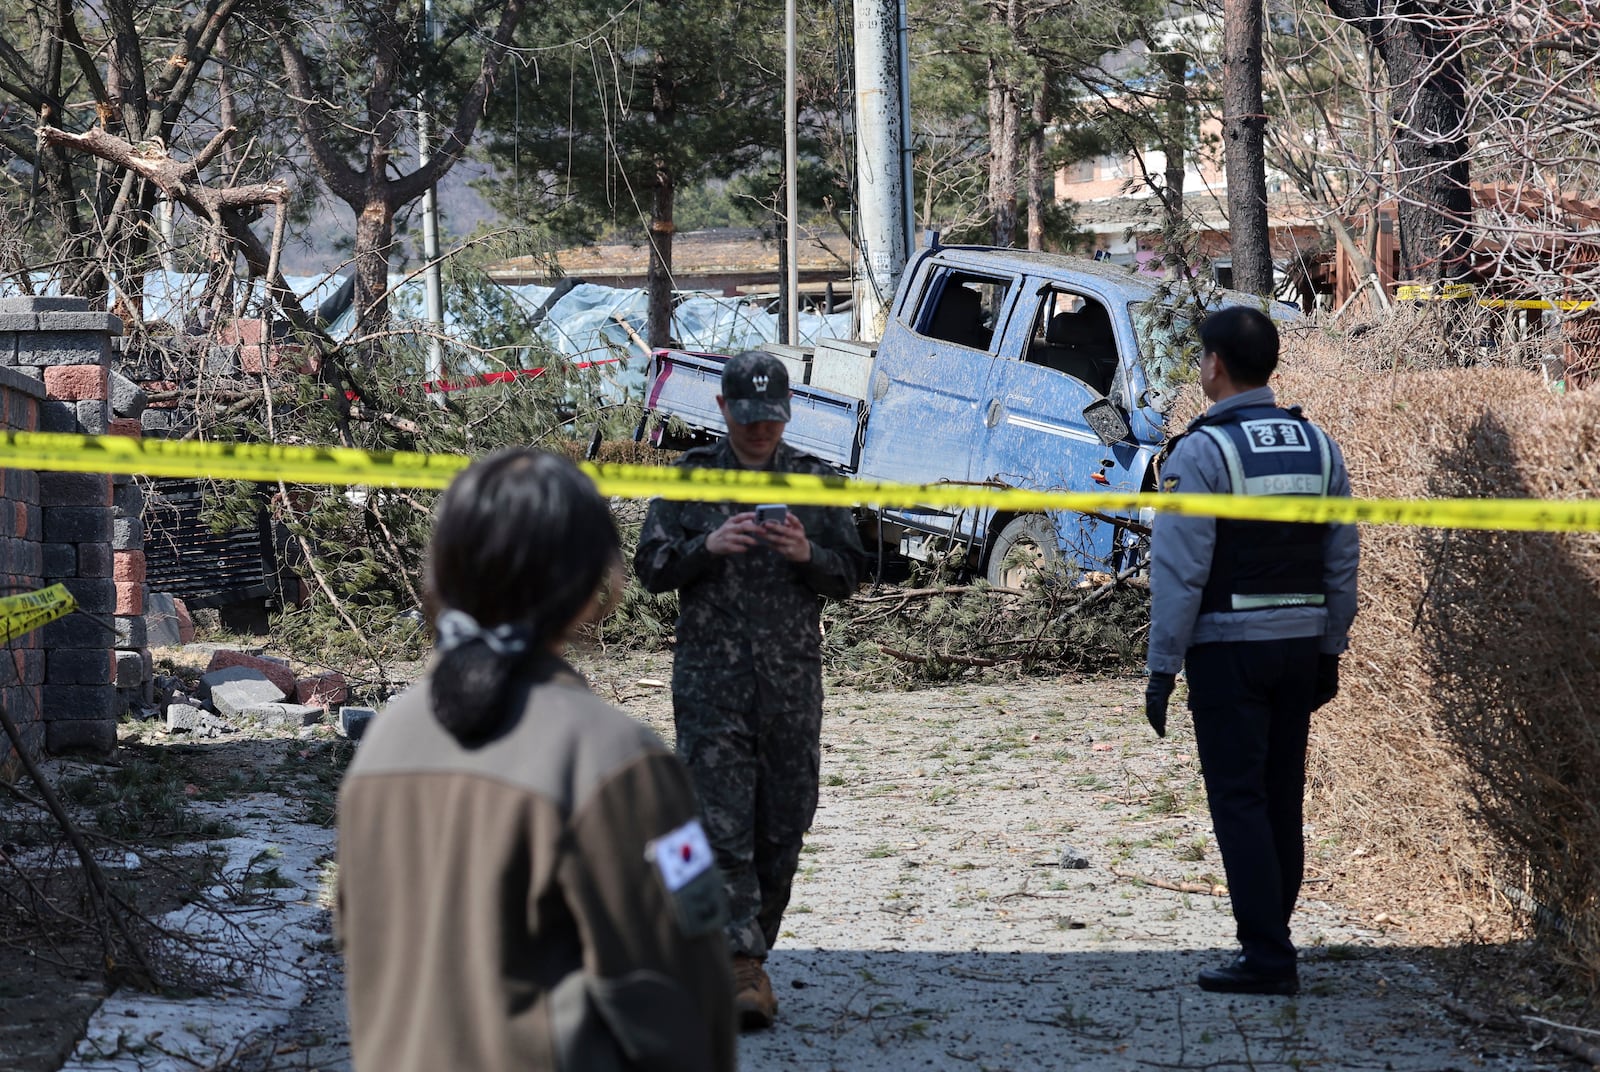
[985, 515, 1066, 589]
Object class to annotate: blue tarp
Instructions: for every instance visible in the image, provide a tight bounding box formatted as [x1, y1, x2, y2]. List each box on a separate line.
[2, 271, 854, 401]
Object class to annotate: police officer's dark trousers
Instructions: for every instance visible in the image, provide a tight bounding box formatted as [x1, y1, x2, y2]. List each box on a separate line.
[1186, 635, 1319, 975]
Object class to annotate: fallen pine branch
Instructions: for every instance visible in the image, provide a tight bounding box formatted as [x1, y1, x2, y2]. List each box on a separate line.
[878, 645, 999, 668]
[1110, 864, 1227, 897]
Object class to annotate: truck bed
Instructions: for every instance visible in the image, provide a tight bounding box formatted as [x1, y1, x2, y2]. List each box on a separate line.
[645, 349, 867, 470]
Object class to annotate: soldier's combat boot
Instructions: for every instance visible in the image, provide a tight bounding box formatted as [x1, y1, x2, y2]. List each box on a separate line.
[732, 954, 777, 1030]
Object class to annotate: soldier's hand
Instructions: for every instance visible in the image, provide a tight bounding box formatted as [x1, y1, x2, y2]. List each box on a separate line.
[1144, 672, 1176, 738]
[706, 513, 761, 555]
[762, 512, 812, 563]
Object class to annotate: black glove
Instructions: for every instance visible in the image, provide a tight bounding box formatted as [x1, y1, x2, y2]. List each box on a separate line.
[1145, 672, 1176, 738]
[1312, 654, 1340, 710]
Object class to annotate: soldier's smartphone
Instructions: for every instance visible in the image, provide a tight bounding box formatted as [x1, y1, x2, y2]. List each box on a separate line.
[755, 504, 789, 524]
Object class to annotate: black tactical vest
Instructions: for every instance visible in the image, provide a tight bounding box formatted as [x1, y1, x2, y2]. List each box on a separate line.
[1187, 404, 1333, 614]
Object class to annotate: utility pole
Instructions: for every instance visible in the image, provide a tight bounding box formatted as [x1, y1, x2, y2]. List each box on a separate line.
[419, 0, 446, 386]
[785, 0, 799, 345]
[853, 0, 911, 341]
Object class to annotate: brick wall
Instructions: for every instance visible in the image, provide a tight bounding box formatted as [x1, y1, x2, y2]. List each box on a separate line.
[0, 295, 142, 757]
[0, 362, 45, 771]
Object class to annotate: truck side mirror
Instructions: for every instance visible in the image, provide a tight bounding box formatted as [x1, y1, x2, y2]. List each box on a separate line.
[1082, 397, 1131, 446]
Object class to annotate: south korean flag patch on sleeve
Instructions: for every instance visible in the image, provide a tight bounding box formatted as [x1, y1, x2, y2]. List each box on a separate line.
[646, 819, 727, 936]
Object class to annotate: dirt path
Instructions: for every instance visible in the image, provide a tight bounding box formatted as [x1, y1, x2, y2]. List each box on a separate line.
[36, 651, 1580, 1071]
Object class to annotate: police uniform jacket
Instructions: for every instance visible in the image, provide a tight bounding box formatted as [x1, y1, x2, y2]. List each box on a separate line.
[633, 439, 866, 700]
[336, 657, 736, 1072]
[1147, 386, 1359, 676]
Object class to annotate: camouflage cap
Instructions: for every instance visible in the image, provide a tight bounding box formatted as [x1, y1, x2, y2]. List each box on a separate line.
[720, 350, 791, 424]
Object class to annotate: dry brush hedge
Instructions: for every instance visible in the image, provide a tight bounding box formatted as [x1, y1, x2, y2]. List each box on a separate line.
[1254, 320, 1600, 987]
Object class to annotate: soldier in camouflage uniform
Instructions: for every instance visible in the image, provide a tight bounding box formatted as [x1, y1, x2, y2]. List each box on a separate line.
[635, 350, 867, 1031]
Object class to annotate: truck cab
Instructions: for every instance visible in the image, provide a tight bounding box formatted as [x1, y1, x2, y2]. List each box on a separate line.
[641, 243, 1292, 585]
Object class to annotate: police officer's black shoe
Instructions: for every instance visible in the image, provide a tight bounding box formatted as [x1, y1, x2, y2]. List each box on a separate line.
[1197, 955, 1299, 996]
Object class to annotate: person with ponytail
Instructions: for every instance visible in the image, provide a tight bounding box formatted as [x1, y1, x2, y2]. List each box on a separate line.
[336, 448, 736, 1072]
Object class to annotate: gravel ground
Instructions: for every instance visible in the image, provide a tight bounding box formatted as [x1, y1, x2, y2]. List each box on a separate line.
[52, 649, 1583, 1071]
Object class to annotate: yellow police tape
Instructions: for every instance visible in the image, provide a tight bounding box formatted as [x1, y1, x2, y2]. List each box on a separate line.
[2, 431, 1599, 534]
[0, 583, 77, 645]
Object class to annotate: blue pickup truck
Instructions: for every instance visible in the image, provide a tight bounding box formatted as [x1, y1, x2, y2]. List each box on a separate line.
[640, 241, 1291, 586]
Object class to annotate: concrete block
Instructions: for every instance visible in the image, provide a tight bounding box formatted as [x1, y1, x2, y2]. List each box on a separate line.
[145, 591, 182, 647]
[13, 648, 45, 686]
[204, 346, 239, 374]
[78, 542, 113, 578]
[46, 648, 114, 685]
[40, 399, 81, 433]
[37, 311, 118, 332]
[43, 542, 77, 578]
[166, 702, 213, 734]
[46, 719, 116, 757]
[109, 370, 148, 417]
[201, 666, 286, 718]
[113, 615, 146, 648]
[296, 671, 349, 708]
[241, 702, 323, 729]
[175, 597, 194, 643]
[143, 380, 180, 408]
[115, 650, 144, 689]
[10, 469, 38, 505]
[114, 581, 143, 616]
[75, 399, 108, 435]
[339, 706, 377, 741]
[112, 481, 145, 517]
[0, 312, 38, 330]
[62, 577, 116, 615]
[43, 506, 112, 544]
[114, 550, 146, 582]
[109, 417, 141, 438]
[43, 683, 119, 721]
[40, 471, 113, 507]
[0, 296, 88, 313]
[40, 614, 114, 649]
[112, 515, 143, 550]
[20, 332, 111, 367]
[206, 650, 296, 695]
[140, 408, 174, 431]
[43, 365, 109, 401]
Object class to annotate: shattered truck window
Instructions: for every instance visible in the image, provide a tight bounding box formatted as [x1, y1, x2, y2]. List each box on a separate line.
[1130, 302, 1200, 412]
[920, 271, 1012, 352]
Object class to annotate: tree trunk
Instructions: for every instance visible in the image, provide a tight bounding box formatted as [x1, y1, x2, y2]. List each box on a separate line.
[1160, 49, 1187, 223]
[1326, 0, 1471, 282]
[1026, 91, 1046, 251]
[1222, 0, 1273, 295]
[986, 1, 1021, 248]
[353, 194, 397, 336]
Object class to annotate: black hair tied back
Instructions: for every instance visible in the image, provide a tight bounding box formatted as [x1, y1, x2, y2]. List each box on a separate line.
[423, 449, 620, 746]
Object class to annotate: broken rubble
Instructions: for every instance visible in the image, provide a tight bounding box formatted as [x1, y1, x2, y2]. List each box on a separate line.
[166, 702, 228, 737]
[201, 667, 286, 719]
[207, 650, 297, 696]
[339, 706, 377, 741]
[241, 703, 325, 730]
[295, 671, 348, 708]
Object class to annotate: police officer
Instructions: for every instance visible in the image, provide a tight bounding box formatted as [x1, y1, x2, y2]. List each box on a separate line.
[635, 350, 868, 1030]
[1145, 307, 1359, 996]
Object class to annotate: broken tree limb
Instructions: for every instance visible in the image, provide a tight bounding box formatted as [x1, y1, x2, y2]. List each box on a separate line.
[0, 700, 158, 986]
[878, 646, 1000, 668]
[1110, 864, 1228, 897]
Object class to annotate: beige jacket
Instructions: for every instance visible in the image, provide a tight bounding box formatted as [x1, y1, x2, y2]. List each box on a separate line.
[336, 660, 735, 1072]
